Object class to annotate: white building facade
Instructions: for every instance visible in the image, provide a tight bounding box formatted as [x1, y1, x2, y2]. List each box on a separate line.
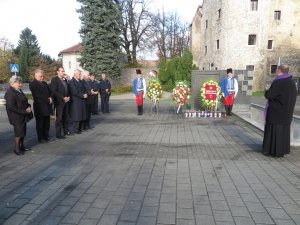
[191, 0, 300, 92]
[58, 44, 84, 77]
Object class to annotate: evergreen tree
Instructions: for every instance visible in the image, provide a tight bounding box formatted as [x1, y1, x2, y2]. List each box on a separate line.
[77, 0, 122, 80]
[159, 50, 198, 91]
[15, 27, 41, 81]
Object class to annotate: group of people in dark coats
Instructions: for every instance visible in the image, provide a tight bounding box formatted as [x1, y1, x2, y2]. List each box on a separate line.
[4, 67, 111, 155]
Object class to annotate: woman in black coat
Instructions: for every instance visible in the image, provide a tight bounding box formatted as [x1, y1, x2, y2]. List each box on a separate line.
[263, 64, 297, 157]
[4, 76, 33, 155]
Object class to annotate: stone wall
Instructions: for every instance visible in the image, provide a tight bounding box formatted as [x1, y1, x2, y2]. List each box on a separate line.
[111, 68, 159, 88]
[192, 0, 300, 92]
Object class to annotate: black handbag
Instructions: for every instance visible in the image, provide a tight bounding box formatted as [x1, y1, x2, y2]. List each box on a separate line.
[25, 111, 34, 122]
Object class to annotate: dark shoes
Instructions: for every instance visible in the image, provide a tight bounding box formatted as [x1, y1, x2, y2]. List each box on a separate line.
[65, 131, 74, 136]
[56, 136, 66, 139]
[14, 149, 23, 155]
[21, 147, 31, 151]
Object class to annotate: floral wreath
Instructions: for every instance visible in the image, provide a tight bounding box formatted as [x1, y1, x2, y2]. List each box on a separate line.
[147, 79, 163, 101]
[172, 81, 191, 106]
[200, 80, 222, 109]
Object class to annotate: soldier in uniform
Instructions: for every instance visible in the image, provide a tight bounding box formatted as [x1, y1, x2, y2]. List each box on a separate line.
[132, 69, 146, 115]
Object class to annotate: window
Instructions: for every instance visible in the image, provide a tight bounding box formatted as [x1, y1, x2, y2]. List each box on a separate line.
[205, 46, 207, 55]
[268, 40, 273, 49]
[217, 40, 220, 49]
[250, 0, 258, 11]
[205, 20, 208, 29]
[246, 65, 255, 71]
[248, 34, 256, 45]
[218, 9, 221, 19]
[274, 10, 281, 20]
[271, 65, 277, 74]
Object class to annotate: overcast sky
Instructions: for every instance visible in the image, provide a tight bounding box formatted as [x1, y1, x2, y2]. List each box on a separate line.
[0, 0, 202, 59]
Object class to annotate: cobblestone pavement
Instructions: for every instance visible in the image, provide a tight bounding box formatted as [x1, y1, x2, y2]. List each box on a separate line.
[0, 97, 300, 225]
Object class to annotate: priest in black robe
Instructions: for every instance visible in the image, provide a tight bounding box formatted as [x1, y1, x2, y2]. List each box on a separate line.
[263, 64, 297, 157]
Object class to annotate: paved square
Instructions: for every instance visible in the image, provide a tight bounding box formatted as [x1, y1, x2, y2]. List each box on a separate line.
[0, 97, 300, 225]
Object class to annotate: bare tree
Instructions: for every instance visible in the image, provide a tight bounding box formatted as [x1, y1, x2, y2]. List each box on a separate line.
[152, 11, 190, 59]
[119, 0, 154, 65]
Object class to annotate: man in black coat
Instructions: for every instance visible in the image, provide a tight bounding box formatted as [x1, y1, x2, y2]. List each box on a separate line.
[263, 64, 297, 157]
[69, 69, 88, 134]
[82, 72, 98, 130]
[90, 73, 100, 115]
[50, 67, 71, 139]
[99, 73, 111, 113]
[29, 69, 53, 143]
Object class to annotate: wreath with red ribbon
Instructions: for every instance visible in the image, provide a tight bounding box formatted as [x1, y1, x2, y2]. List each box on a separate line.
[200, 80, 222, 109]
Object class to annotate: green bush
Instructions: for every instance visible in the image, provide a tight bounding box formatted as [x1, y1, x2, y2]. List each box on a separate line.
[252, 91, 265, 97]
[112, 84, 132, 93]
[159, 50, 198, 91]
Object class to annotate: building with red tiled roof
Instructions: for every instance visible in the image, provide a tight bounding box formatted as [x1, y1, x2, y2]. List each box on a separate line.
[58, 43, 84, 76]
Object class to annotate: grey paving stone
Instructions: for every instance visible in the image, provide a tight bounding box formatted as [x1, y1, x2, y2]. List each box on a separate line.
[98, 214, 119, 225]
[160, 193, 176, 203]
[244, 202, 267, 213]
[83, 207, 104, 219]
[266, 207, 291, 220]
[140, 206, 158, 217]
[234, 216, 255, 225]
[290, 214, 300, 224]
[194, 204, 213, 215]
[119, 210, 139, 222]
[260, 198, 282, 208]
[0, 207, 18, 219]
[105, 204, 124, 215]
[61, 211, 84, 224]
[159, 202, 176, 213]
[157, 212, 176, 224]
[38, 216, 62, 225]
[71, 202, 91, 212]
[177, 199, 193, 209]
[176, 219, 196, 225]
[281, 203, 300, 215]
[92, 198, 110, 209]
[142, 197, 159, 207]
[117, 222, 135, 225]
[50, 205, 72, 217]
[213, 210, 234, 222]
[176, 208, 194, 220]
[193, 195, 210, 205]
[225, 197, 245, 207]
[250, 212, 275, 224]
[273, 219, 297, 225]
[2, 213, 27, 225]
[78, 218, 98, 225]
[17, 204, 39, 215]
[80, 194, 98, 203]
[210, 200, 229, 210]
[229, 206, 251, 217]
[195, 214, 216, 225]
[136, 216, 156, 225]
[123, 201, 142, 211]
